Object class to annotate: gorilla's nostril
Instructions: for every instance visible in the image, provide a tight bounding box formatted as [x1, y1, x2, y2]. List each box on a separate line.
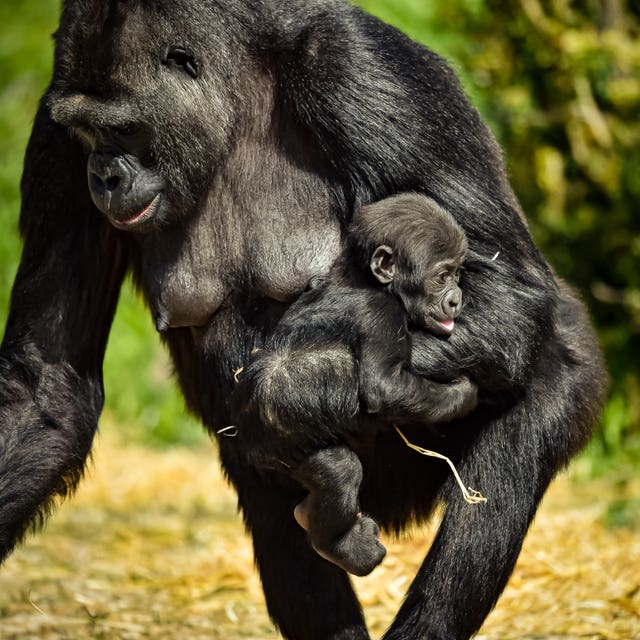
[90, 173, 105, 195]
[106, 176, 121, 192]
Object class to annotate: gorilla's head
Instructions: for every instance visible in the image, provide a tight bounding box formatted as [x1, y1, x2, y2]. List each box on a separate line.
[47, 0, 256, 231]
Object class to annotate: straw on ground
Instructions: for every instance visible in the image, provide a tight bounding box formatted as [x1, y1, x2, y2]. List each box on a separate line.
[0, 431, 638, 640]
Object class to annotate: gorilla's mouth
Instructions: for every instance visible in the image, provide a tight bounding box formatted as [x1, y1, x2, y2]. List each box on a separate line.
[424, 315, 456, 336]
[437, 319, 455, 333]
[112, 194, 162, 229]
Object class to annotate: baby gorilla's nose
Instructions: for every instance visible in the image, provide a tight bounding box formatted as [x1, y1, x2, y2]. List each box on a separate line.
[443, 287, 462, 318]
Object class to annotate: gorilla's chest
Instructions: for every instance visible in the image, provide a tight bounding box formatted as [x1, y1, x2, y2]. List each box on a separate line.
[133, 197, 341, 332]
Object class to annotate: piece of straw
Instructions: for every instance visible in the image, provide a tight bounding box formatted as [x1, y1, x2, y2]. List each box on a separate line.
[394, 425, 487, 505]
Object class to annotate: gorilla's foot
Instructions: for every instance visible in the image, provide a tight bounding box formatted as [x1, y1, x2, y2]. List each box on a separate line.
[314, 516, 387, 577]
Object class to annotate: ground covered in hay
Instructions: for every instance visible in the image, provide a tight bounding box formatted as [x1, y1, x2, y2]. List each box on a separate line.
[0, 434, 638, 640]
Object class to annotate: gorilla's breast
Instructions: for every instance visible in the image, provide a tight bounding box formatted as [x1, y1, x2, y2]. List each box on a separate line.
[132, 175, 342, 332]
[129, 193, 236, 330]
[227, 137, 343, 303]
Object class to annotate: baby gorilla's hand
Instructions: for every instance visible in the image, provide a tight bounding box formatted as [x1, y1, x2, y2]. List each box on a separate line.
[451, 376, 478, 418]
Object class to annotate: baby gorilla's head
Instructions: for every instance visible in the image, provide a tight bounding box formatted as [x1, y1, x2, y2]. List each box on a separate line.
[350, 193, 467, 336]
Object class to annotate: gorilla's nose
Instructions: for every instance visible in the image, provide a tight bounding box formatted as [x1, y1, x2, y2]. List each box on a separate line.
[87, 151, 131, 212]
[443, 288, 462, 318]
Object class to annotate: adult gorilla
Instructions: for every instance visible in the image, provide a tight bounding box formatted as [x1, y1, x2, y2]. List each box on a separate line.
[0, 1, 606, 639]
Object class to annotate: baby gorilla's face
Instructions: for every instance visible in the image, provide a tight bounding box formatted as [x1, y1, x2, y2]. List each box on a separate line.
[364, 195, 468, 337]
[398, 258, 464, 336]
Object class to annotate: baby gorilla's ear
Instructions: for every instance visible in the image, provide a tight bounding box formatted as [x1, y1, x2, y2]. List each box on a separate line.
[370, 245, 395, 284]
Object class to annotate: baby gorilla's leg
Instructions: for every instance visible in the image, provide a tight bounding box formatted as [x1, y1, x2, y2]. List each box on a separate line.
[293, 446, 386, 576]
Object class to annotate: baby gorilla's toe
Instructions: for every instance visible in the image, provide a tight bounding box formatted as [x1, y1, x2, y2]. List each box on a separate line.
[294, 496, 311, 531]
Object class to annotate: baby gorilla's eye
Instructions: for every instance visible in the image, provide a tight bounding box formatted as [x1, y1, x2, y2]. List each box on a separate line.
[437, 270, 449, 284]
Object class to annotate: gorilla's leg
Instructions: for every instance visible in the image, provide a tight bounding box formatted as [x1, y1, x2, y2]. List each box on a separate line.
[222, 456, 370, 640]
[384, 293, 605, 640]
[234, 345, 385, 576]
[293, 446, 386, 577]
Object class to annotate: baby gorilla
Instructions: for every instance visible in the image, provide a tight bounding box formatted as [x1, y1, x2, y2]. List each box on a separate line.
[234, 193, 477, 576]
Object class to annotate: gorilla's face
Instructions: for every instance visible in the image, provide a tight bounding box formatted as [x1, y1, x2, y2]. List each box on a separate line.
[46, 0, 244, 231]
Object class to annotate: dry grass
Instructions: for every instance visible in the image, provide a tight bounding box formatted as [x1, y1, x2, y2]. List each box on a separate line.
[0, 432, 638, 640]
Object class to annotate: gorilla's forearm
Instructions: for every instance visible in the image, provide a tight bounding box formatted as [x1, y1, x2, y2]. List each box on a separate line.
[0, 102, 126, 562]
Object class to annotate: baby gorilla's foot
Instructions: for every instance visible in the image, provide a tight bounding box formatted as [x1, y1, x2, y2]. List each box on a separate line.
[313, 515, 387, 577]
[294, 497, 386, 576]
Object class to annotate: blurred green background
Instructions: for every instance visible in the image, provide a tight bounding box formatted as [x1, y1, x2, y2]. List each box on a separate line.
[0, 1, 638, 468]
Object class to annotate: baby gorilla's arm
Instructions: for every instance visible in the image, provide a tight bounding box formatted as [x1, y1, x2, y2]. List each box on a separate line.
[358, 333, 478, 425]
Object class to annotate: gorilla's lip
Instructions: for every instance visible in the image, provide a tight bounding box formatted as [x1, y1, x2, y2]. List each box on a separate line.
[425, 315, 455, 335]
[113, 194, 161, 228]
[437, 319, 455, 333]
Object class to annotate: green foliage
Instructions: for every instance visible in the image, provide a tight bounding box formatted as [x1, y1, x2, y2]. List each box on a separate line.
[0, 1, 59, 325]
[605, 496, 640, 529]
[1, 1, 638, 457]
[459, 0, 640, 463]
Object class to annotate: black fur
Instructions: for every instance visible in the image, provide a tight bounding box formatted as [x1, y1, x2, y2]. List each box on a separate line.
[233, 193, 476, 576]
[0, 2, 606, 639]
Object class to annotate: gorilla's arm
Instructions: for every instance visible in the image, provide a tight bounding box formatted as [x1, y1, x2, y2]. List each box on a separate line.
[0, 99, 126, 562]
[384, 291, 605, 640]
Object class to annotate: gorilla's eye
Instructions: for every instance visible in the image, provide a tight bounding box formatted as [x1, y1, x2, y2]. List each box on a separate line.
[161, 46, 199, 79]
[114, 123, 139, 137]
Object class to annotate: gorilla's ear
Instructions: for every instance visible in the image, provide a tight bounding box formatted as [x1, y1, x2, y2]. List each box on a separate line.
[370, 245, 395, 284]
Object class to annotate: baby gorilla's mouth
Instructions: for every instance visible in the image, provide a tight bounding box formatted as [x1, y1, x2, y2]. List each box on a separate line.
[437, 319, 455, 333]
[423, 314, 456, 336]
